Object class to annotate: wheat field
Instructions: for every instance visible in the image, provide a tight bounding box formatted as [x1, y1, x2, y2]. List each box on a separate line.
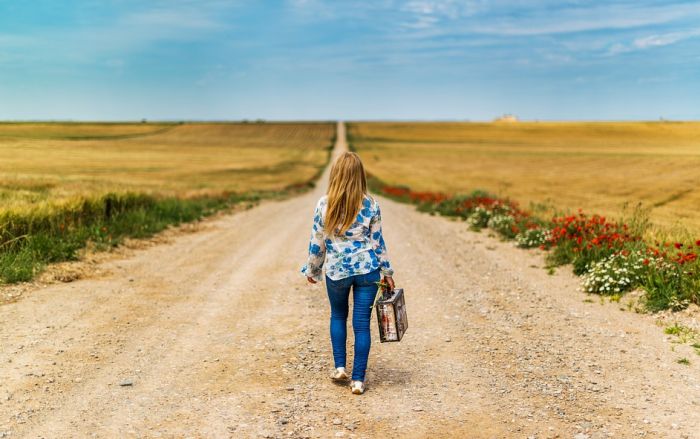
[0, 122, 334, 213]
[348, 121, 700, 234]
[0, 121, 335, 283]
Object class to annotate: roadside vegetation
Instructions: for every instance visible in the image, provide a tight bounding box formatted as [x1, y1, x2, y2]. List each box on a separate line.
[348, 122, 700, 312]
[0, 122, 335, 283]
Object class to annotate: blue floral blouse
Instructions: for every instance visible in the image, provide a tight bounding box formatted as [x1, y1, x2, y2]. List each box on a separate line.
[301, 195, 393, 282]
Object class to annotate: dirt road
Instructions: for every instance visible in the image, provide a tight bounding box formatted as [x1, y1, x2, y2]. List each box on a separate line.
[1, 122, 699, 438]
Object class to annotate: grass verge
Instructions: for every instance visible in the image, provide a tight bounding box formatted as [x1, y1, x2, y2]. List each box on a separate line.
[0, 187, 308, 284]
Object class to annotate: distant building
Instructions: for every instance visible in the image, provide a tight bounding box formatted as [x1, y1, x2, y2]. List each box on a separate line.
[494, 114, 519, 123]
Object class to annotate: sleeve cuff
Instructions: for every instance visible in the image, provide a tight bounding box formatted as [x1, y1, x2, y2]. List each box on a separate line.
[301, 265, 323, 282]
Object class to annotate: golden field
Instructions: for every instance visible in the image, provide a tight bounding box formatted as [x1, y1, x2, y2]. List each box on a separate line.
[348, 121, 700, 234]
[0, 121, 334, 283]
[0, 122, 334, 213]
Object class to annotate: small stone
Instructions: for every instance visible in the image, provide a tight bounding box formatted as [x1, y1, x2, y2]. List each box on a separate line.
[412, 406, 424, 412]
[332, 418, 342, 425]
[286, 386, 295, 391]
[119, 379, 134, 387]
[574, 434, 590, 439]
[345, 423, 355, 431]
[74, 377, 82, 383]
[445, 337, 451, 342]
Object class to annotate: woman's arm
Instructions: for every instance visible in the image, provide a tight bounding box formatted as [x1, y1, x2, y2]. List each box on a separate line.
[301, 200, 326, 283]
[370, 202, 394, 288]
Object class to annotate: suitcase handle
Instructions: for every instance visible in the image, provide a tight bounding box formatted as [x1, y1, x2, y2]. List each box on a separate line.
[376, 280, 393, 299]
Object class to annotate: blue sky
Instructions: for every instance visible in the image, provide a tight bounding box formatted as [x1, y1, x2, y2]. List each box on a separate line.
[1, 0, 699, 120]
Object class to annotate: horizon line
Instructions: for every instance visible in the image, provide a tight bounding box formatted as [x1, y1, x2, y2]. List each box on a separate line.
[0, 118, 697, 124]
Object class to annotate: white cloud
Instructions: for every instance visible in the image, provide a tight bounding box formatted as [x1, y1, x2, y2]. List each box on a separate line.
[607, 43, 629, 56]
[407, 0, 486, 17]
[381, 0, 700, 42]
[634, 29, 700, 49]
[476, 3, 700, 36]
[400, 0, 482, 29]
[279, 1, 700, 42]
[606, 28, 700, 55]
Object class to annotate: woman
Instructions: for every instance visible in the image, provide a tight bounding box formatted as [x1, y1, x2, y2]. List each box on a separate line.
[301, 152, 395, 395]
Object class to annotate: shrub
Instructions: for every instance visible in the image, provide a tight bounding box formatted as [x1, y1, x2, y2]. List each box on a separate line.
[546, 212, 640, 275]
[467, 207, 491, 229]
[641, 254, 699, 311]
[581, 252, 645, 295]
[431, 196, 475, 219]
[516, 228, 551, 248]
[487, 214, 517, 239]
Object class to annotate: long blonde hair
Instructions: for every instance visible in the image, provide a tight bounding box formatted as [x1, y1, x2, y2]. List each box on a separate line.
[325, 152, 367, 235]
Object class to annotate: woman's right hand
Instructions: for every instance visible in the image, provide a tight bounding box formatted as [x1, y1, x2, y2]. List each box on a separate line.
[307, 276, 317, 284]
[383, 275, 395, 291]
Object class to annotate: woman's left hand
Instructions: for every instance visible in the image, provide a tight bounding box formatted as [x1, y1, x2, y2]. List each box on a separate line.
[307, 276, 317, 284]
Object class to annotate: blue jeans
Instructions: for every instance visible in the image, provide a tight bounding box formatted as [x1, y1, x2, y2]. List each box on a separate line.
[325, 269, 380, 381]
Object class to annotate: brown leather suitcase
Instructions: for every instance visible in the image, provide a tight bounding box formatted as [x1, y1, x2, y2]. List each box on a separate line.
[375, 288, 408, 342]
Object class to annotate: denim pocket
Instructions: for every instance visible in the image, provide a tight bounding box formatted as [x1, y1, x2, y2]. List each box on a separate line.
[326, 275, 352, 290]
[358, 269, 381, 286]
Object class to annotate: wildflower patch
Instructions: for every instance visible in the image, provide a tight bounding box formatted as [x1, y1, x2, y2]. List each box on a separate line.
[371, 177, 700, 312]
